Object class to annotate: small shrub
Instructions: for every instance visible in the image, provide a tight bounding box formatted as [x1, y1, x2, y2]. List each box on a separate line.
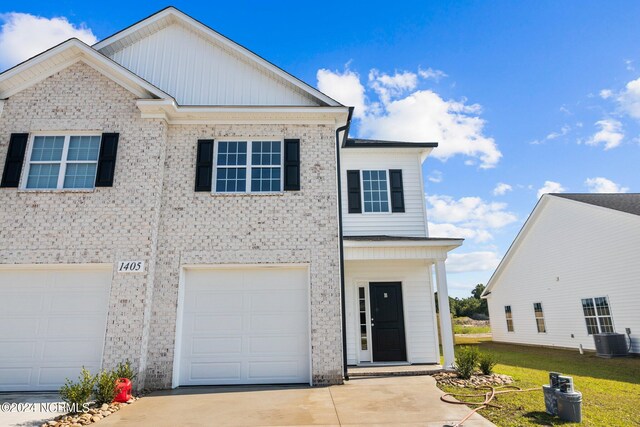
[478, 352, 498, 375]
[114, 360, 137, 381]
[59, 367, 96, 412]
[455, 346, 480, 379]
[94, 369, 119, 405]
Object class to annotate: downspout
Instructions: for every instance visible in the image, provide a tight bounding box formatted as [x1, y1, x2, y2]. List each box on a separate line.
[336, 106, 354, 381]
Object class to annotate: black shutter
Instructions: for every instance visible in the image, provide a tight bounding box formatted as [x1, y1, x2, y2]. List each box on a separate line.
[389, 169, 405, 213]
[1, 133, 29, 188]
[95, 133, 119, 187]
[195, 139, 214, 192]
[284, 138, 300, 191]
[347, 170, 362, 213]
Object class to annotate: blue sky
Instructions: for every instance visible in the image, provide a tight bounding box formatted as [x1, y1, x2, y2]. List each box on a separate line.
[1, 1, 638, 296]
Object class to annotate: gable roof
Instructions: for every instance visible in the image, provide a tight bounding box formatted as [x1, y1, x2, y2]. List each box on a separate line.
[552, 193, 640, 217]
[481, 193, 640, 298]
[93, 7, 342, 107]
[0, 38, 172, 100]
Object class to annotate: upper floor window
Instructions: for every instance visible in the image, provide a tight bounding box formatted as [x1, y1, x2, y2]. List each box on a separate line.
[215, 140, 282, 193]
[582, 297, 614, 335]
[24, 135, 101, 189]
[533, 302, 546, 333]
[505, 305, 514, 332]
[362, 170, 390, 213]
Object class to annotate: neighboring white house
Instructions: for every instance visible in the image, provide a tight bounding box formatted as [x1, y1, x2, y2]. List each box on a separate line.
[0, 7, 461, 391]
[483, 193, 640, 354]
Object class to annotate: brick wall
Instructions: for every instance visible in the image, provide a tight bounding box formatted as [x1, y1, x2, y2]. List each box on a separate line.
[0, 62, 344, 388]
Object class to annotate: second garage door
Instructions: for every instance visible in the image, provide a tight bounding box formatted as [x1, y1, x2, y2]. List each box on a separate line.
[178, 266, 310, 386]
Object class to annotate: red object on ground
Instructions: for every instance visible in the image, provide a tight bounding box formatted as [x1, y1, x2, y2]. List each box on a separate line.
[114, 378, 132, 403]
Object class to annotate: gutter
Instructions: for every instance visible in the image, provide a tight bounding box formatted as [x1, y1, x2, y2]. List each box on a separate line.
[335, 106, 354, 381]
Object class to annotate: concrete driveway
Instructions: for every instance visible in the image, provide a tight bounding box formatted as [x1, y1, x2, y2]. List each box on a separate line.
[0, 392, 67, 427]
[99, 376, 494, 427]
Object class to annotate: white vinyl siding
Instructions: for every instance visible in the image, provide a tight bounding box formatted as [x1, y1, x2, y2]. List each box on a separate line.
[341, 150, 427, 237]
[104, 23, 319, 106]
[344, 260, 438, 365]
[487, 196, 640, 353]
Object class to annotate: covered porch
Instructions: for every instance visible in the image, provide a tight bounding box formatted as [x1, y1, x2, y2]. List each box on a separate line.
[342, 236, 462, 372]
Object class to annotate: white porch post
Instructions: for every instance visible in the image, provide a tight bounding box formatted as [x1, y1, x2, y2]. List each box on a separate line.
[435, 259, 455, 370]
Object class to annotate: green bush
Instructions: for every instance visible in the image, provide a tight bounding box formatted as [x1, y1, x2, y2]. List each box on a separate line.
[455, 346, 480, 379]
[114, 360, 137, 381]
[59, 367, 96, 412]
[94, 369, 119, 405]
[478, 351, 498, 375]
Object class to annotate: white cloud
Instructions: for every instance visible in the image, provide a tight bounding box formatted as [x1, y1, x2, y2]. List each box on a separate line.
[429, 223, 492, 243]
[418, 67, 447, 81]
[585, 177, 629, 193]
[493, 183, 512, 196]
[447, 251, 501, 273]
[586, 119, 624, 150]
[617, 77, 640, 119]
[427, 170, 443, 183]
[426, 194, 517, 242]
[316, 67, 367, 118]
[316, 67, 501, 169]
[537, 180, 565, 198]
[530, 124, 571, 145]
[0, 12, 97, 70]
[599, 89, 613, 99]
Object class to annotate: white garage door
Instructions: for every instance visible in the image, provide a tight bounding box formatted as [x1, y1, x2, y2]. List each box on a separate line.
[179, 267, 310, 385]
[0, 266, 111, 391]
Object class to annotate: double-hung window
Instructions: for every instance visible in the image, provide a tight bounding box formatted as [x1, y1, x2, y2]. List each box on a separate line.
[362, 170, 390, 213]
[215, 140, 282, 193]
[582, 297, 614, 334]
[533, 302, 546, 333]
[505, 305, 514, 332]
[24, 135, 101, 189]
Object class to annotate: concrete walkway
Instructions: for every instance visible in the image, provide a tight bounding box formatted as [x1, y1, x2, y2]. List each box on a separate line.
[99, 376, 494, 427]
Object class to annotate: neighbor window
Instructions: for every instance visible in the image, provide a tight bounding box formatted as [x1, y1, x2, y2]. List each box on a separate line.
[25, 135, 101, 189]
[582, 297, 614, 335]
[533, 302, 546, 333]
[505, 305, 514, 332]
[362, 170, 389, 213]
[215, 140, 281, 193]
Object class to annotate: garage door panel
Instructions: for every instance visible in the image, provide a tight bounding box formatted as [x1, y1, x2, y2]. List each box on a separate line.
[191, 337, 242, 355]
[192, 314, 243, 333]
[190, 362, 241, 381]
[0, 368, 32, 387]
[248, 335, 303, 354]
[0, 267, 111, 391]
[0, 341, 37, 360]
[193, 291, 243, 311]
[180, 267, 309, 385]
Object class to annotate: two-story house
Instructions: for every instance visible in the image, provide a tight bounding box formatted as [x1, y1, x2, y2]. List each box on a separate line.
[0, 7, 460, 392]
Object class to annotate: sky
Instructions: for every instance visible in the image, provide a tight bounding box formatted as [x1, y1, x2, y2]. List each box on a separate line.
[1, 1, 638, 297]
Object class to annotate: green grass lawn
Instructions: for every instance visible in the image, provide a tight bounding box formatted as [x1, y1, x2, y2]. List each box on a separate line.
[440, 339, 640, 426]
[453, 324, 492, 334]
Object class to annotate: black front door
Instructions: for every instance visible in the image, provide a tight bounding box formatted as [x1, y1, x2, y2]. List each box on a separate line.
[370, 282, 407, 362]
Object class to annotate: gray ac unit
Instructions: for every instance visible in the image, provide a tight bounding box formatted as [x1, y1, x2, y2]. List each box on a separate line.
[593, 333, 629, 358]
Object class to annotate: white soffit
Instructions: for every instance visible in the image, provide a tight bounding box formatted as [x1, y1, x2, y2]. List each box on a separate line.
[94, 8, 342, 107]
[0, 39, 171, 100]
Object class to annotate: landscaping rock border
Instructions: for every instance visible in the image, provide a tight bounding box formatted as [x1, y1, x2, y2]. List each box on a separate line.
[41, 397, 140, 427]
[433, 371, 513, 388]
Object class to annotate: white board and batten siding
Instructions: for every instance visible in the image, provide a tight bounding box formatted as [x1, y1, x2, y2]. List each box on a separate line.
[487, 196, 640, 353]
[344, 260, 439, 365]
[341, 149, 428, 237]
[103, 23, 319, 106]
[0, 266, 112, 391]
